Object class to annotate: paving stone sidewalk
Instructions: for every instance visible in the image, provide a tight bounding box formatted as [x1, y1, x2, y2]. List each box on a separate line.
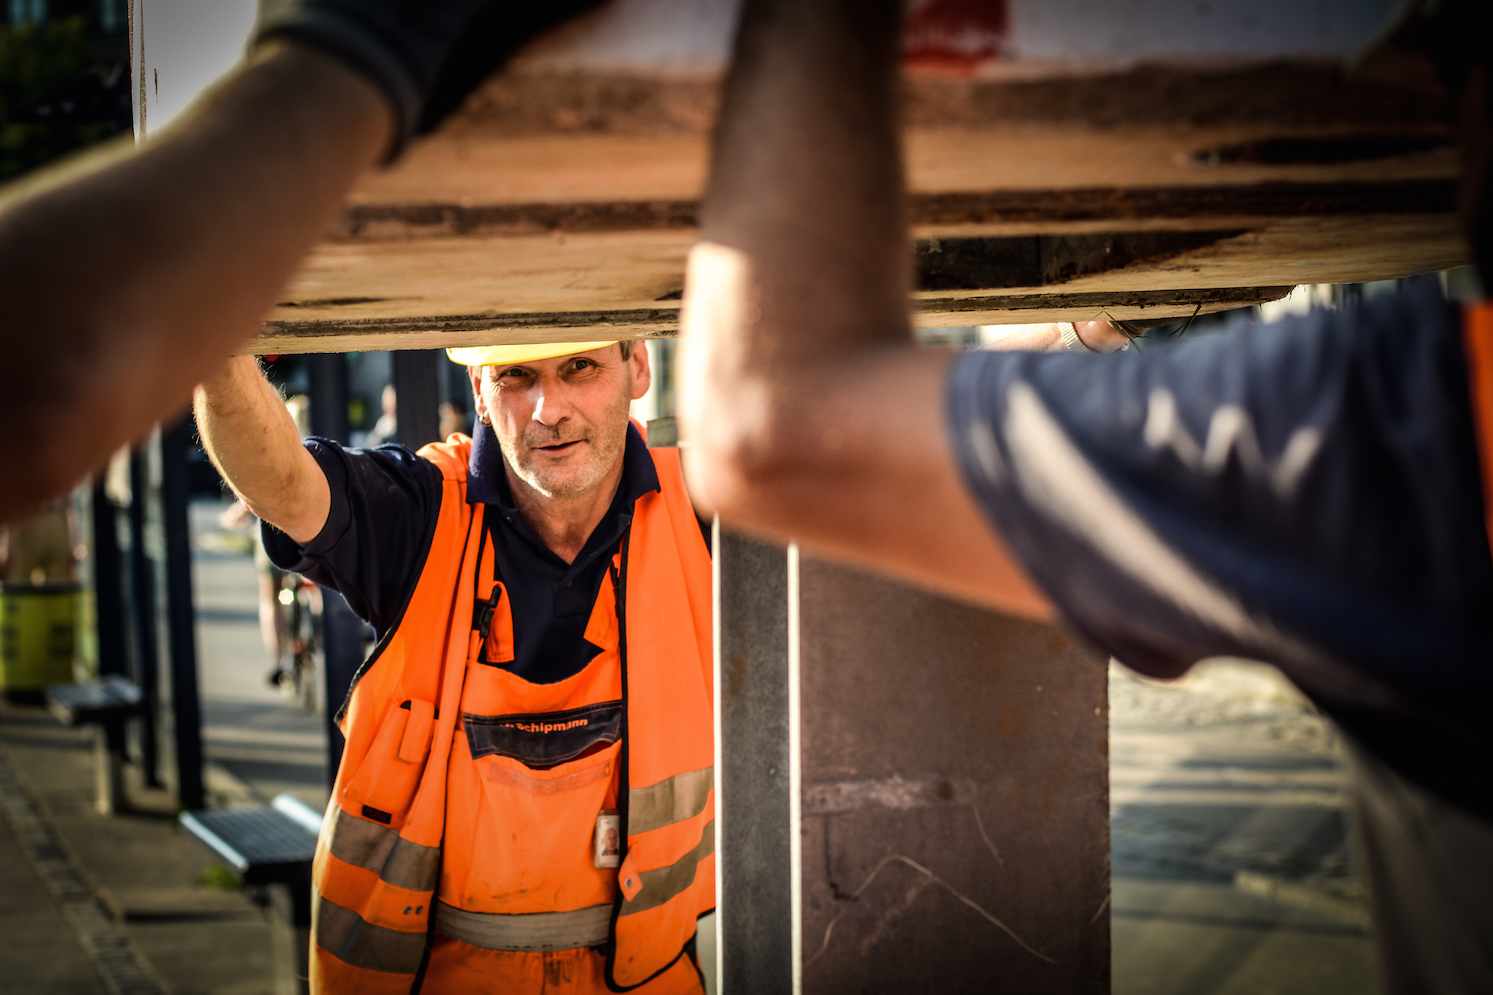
[0, 701, 277, 995]
[1110, 658, 1377, 995]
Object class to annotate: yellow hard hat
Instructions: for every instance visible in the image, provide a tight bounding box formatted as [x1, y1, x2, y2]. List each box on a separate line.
[446, 341, 618, 367]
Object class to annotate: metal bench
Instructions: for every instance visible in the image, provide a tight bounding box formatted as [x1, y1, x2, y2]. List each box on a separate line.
[44, 675, 144, 815]
[181, 793, 323, 995]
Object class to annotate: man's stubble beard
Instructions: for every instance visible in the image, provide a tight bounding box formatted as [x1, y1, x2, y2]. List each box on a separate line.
[500, 376, 633, 501]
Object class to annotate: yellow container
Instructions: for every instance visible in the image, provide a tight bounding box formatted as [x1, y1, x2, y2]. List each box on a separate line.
[0, 583, 81, 691]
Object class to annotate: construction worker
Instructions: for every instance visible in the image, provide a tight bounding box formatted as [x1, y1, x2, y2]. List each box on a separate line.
[0, 0, 595, 525]
[194, 342, 713, 993]
[680, 0, 1491, 991]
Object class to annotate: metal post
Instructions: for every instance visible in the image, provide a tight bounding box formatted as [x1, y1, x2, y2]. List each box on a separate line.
[393, 349, 442, 449]
[126, 447, 161, 786]
[159, 414, 205, 810]
[714, 530, 796, 994]
[306, 354, 351, 444]
[91, 478, 128, 679]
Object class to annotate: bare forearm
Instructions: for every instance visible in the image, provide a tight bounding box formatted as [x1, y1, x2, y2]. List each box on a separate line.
[194, 356, 330, 546]
[0, 42, 390, 522]
[684, 0, 907, 488]
[983, 321, 1129, 353]
[682, 0, 1050, 617]
[701, 0, 908, 351]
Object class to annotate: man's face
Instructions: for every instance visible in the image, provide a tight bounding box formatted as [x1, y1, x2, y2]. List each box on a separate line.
[470, 344, 651, 502]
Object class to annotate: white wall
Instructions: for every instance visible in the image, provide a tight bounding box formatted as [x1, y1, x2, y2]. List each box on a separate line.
[518, 0, 1404, 76]
[1006, 0, 1402, 64]
[129, 0, 1408, 139]
[130, 0, 259, 140]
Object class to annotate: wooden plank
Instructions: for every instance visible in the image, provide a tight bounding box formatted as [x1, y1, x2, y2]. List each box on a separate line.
[348, 125, 1455, 212]
[252, 212, 1461, 353]
[251, 44, 1459, 352]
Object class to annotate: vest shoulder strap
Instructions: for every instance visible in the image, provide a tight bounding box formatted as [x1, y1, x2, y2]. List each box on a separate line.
[1462, 302, 1493, 555]
[418, 434, 472, 482]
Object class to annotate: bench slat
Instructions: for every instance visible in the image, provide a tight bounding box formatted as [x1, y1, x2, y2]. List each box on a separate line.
[44, 676, 145, 726]
[180, 804, 319, 887]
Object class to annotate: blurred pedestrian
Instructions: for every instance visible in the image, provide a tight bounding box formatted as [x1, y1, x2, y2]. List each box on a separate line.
[364, 384, 398, 447]
[1, 496, 75, 585]
[438, 398, 470, 440]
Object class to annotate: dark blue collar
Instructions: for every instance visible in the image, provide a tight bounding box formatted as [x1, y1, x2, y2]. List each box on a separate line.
[467, 419, 660, 519]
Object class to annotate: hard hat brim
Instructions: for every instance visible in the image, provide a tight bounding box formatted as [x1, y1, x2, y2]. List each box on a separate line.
[446, 341, 619, 367]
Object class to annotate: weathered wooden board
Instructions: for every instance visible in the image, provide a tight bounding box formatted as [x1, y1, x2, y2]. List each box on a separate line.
[254, 207, 1460, 353]
[249, 7, 1462, 353]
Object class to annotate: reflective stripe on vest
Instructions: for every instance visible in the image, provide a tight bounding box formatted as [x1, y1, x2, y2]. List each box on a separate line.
[434, 901, 613, 952]
[618, 820, 716, 916]
[628, 766, 713, 835]
[315, 895, 429, 974]
[325, 804, 440, 891]
[312, 805, 443, 976]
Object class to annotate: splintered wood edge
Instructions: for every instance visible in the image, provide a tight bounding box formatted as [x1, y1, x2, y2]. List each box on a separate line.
[244, 287, 1292, 355]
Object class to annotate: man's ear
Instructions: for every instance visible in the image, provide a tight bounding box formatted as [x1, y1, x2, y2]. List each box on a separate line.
[628, 342, 652, 401]
[467, 365, 490, 424]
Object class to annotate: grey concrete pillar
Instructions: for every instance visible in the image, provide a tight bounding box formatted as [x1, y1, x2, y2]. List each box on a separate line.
[715, 535, 1110, 993]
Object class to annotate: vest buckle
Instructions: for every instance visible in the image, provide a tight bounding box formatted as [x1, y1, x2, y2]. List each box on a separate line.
[473, 585, 502, 637]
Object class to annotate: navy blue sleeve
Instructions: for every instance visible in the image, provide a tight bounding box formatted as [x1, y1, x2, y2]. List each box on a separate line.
[261, 441, 443, 636]
[945, 278, 1493, 816]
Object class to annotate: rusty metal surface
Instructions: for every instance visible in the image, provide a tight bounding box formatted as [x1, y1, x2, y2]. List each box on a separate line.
[796, 556, 1110, 994]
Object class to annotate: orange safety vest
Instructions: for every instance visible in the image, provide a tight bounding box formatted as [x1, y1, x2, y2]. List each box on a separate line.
[1463, 301, 1493, 553]
[308, 435, 715, 993]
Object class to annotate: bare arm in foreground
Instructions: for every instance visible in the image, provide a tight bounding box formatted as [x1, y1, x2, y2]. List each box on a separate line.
[984, 321, 1131, 353]
[0, 43, 390, 524]
[679, 0, 1051, 617]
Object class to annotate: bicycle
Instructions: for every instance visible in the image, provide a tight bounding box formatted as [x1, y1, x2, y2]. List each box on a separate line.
[271, 570, 322, 714]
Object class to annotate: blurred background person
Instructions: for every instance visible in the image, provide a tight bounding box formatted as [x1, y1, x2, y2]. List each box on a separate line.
[0, 496, 76, 585]
[363, 384, 398, 447]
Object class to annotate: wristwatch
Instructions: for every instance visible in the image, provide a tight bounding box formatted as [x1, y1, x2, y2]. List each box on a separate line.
[1059, 322, 1097, 354]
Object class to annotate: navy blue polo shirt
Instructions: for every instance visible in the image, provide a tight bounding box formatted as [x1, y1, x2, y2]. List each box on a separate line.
[263, 421, 660, 685]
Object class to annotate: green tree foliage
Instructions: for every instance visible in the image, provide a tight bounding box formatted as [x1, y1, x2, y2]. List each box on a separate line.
[0, 16, 131, 181]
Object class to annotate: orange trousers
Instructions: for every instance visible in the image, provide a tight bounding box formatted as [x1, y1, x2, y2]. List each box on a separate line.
[419, 935, 706, 994]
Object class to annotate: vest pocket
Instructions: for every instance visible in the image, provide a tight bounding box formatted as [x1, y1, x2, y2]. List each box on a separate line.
[445, 739, 622, 915]
[344, 699, 435, 826]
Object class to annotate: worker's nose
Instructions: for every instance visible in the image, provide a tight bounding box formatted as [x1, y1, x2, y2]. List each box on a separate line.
[531, 387, 571, 427]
